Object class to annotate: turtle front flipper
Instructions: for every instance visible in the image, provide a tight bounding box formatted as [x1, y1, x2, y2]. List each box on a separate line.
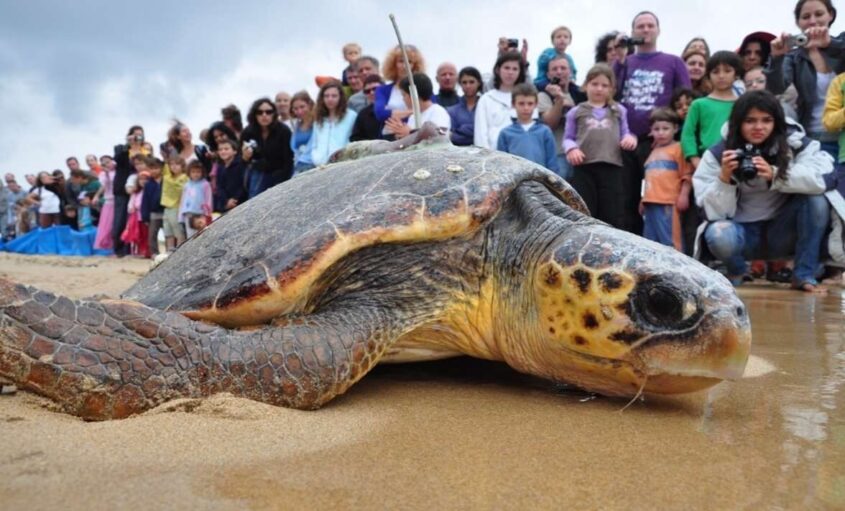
[0, 278, 426, 420]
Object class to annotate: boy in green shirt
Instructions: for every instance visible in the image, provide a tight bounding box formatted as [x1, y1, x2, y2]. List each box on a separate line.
[680, 51, 743, 169]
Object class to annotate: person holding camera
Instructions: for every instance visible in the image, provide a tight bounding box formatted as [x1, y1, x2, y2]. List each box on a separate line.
[612, 11, 691, 234]
[693, 90, 832, 292]
[767, 0, 845, 158]
[240, 98, 294, 199]
[537, 54, 586, 180]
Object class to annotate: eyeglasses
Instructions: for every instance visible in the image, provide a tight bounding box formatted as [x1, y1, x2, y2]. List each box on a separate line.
[256, 109, 275, 116]
[745, 77, 766, 87]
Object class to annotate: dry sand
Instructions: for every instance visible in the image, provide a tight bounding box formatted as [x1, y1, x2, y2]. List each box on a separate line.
[0, 253, 841, 510]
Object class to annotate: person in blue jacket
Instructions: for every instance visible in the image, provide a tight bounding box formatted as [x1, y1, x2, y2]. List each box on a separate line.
[497, 83, 559, 173]
[447, 67, 482, 146]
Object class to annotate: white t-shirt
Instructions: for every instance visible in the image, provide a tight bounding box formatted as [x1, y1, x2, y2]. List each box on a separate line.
[37, 188, 61, 214]
[382, 85, 409, 136]
[810, 71, 836, 134]
[407, 103, 452, 131]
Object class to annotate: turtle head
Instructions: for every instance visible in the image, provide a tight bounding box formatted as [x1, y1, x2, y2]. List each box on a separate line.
[518, 224, 750, 397]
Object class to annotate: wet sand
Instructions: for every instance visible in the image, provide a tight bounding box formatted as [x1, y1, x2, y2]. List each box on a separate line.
[0, 253, 843, 510]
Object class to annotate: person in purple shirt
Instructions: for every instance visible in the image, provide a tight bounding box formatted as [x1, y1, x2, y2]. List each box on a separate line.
[612, 11, 691, 234]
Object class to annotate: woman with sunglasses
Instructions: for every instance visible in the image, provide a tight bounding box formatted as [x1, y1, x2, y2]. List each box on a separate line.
[240, 98, 294, 199]
[310, 81, 357, 166]
[351, 75, 386, 142]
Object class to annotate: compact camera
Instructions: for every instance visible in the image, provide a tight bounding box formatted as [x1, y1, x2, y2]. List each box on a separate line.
[733, 144, 762, 183]
[244, 140, 258, 150]
[507, 38, 519, 49]
[785, 33, 809, 48]
[550, 76, 561, 85]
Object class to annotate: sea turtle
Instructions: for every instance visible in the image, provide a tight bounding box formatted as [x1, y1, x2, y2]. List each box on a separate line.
[0, 129, 751, 420]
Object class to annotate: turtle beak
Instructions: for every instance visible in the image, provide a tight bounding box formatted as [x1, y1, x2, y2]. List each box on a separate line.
[635, 310, 752, 394]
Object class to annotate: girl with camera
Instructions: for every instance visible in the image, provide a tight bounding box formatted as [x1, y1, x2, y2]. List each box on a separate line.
[767, 0, 845, 157]
[693, 90, 832, 292]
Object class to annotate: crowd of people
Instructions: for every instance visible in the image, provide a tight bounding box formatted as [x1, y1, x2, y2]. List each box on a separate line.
[7, 0, 845, 292]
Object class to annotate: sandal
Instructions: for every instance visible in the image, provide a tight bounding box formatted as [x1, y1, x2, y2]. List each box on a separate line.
[791, 278, 826, 293]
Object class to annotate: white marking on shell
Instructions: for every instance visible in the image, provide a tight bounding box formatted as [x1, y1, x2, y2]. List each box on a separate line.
[414, 169, 431, 180]
[446, 164, 464, 173]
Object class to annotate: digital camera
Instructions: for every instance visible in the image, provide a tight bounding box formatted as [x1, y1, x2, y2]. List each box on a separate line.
[785, 33, 809, 48]
[507, 38, 519, 49]
[619, 36, 645, 49]
[733, 144, 762, 183]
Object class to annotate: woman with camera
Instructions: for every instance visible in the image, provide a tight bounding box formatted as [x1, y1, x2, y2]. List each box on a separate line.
[240, 98, 294, 199]
[693, 90, 832, 292]
[767, 0, 845, 157]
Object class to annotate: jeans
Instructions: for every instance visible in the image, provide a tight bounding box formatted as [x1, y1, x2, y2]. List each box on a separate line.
[643, 204, 676, 249]
[555, 154, 573, 181]
[703, 194, 829, 283]
[293, 162, 315, 176]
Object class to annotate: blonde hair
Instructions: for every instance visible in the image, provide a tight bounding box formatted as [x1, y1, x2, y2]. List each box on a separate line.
[343, 42, 361, 55]
[167, 156, 186, 171]
[382, 45, 426, 82]
[551, 25, 572, 42]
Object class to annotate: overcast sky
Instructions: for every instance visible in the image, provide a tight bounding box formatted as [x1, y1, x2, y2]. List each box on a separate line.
[0, 0, 808, 181]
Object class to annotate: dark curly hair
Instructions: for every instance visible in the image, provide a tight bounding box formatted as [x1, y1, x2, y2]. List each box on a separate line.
[595, 31, 619, 63]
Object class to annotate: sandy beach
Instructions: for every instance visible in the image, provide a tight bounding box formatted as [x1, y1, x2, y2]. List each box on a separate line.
[0, 253, 843, 510]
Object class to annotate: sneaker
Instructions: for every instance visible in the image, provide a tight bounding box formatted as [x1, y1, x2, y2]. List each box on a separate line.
[766, 267, 792, 283]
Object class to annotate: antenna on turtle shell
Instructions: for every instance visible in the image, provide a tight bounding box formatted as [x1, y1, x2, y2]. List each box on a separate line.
[388, 14, 422, 130]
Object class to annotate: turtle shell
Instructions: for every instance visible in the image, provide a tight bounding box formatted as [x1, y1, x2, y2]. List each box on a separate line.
[123, 145, 588, 327]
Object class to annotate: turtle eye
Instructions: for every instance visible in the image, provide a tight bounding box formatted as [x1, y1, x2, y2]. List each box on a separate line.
[641, 283, 686, 326]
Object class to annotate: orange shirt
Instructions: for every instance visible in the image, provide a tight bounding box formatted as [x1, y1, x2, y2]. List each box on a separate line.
[642, 142, 691, 205]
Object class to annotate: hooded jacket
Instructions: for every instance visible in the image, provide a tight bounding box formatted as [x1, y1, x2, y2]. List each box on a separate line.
[693, 119, 833, 223]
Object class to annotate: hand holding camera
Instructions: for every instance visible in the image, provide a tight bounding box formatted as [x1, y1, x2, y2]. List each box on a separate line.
[721, 145, 773, 184]
[772, 27, 830, 57]
[242, 140, 257, 161]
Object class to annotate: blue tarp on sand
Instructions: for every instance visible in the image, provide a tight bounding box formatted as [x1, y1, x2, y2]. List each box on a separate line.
[3, 226, 112, 256]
